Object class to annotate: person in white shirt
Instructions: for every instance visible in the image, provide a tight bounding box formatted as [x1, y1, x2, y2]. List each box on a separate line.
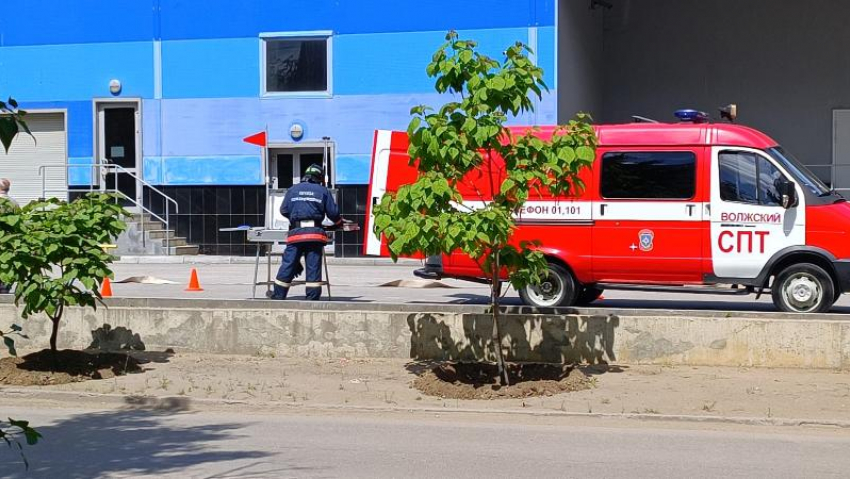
[0, 178, 19, 208]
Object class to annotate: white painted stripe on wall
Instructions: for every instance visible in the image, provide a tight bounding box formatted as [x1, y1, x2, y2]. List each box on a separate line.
[153, 40, 162, 100]
[528, 26, 538, 125]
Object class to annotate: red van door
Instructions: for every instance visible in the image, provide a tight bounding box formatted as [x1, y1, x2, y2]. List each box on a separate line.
[591, 149, 706, 283]
[364, 130, 418, 256]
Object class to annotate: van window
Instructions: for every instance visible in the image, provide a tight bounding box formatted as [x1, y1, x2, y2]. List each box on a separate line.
[719, 151, 785, 206]
[600, 152, 696, 199]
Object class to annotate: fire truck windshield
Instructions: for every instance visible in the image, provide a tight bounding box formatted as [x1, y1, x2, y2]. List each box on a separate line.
[766, 147, 832, 197]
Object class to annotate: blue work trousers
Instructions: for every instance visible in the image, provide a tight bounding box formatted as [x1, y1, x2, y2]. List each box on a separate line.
[272, 242, 324, 300]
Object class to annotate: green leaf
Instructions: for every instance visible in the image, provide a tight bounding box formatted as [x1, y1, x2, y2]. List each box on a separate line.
[500, 178, 516, 195]
[576, 145, 595, 162]
[375, 215, 391, 231]
[557, 147, 576, 162]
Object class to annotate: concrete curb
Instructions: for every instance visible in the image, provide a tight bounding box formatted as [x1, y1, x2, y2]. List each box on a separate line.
[3, 294, 848, 321]
[4, 295, 850, 368]
[115, 255, 423, 266]
[2, 387, 846, 429]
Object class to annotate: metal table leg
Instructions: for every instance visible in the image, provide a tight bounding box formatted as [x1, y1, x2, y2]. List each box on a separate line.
[252, 243, 261, 299]
[267, 243, 273, 297]
[323, 249, 332, 301]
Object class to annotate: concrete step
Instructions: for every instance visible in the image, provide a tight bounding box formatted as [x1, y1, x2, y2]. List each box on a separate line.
[147, 236, 188, 247]
[168, 245, 200, 255]
[129, 213, 155, 222]
[162, 237, 189, 247]
[127, 221, 167, 231]
[146, 229, 177, 240]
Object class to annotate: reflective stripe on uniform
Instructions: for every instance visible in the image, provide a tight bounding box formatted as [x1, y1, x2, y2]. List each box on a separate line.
[286, 233, 329, 243]
[305, 282, 325, 288]
[274, 279, 291, 287]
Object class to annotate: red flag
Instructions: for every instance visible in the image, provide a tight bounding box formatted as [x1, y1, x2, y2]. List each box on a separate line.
[243, 131, 267, 147]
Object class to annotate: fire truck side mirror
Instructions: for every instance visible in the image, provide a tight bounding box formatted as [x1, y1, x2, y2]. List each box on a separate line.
[778, 180, 798, 209]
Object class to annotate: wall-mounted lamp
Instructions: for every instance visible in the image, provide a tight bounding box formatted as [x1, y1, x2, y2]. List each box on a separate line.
[109, 79, 122, 95]
[290, 123, 304, 141]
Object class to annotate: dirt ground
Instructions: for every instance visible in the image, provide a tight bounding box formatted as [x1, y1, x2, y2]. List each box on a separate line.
[0, 349, 142, 386]
[414, 362, 591, 399]
[2, 350, 849, 422]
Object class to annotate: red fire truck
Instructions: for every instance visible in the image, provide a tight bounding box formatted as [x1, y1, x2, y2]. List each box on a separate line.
[364, 111, 850, 313]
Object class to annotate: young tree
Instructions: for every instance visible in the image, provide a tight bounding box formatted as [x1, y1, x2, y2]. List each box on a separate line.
[0, 196, 127, 359]
[373, 32, 597, 385]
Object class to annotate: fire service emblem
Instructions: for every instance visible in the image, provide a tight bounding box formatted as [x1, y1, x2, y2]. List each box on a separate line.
[638, 229, 654, 252]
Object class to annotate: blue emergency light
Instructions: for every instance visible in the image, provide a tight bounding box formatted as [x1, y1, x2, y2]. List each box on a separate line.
[674, 109, 709, 123]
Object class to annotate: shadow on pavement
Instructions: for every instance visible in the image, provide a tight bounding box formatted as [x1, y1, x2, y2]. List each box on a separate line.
[4, 407, 275, 479]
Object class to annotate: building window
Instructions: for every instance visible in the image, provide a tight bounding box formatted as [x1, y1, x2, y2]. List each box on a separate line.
[719, 151, 785, 206]
[261, 32, 331, 95]
[600, 151, 697, 199]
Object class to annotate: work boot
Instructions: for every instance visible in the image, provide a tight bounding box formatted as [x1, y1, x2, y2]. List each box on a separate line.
[305, 287, 321, 301]
[269, 281, 290, 300]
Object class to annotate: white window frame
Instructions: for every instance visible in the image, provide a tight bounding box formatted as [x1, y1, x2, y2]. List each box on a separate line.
[260, 30, 333, 98]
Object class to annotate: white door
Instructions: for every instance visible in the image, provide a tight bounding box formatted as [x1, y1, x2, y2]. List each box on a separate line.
[0, 112, 67, 205]
[710, 146, 805, 279]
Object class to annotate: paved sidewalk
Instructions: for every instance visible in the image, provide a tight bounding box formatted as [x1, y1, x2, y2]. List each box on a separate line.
[104, 261, 850, 312]
[4, 353, 850, 426]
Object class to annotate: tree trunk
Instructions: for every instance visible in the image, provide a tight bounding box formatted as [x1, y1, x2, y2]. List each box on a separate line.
[49, 317, 59, 353]
[49, 304, 63, 371]
[490, 252, 510, 386]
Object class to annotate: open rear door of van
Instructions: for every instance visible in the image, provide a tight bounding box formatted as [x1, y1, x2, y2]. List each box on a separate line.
[363, 130, 420, 256]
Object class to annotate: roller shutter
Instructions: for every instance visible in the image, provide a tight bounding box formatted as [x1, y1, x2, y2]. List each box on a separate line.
[0, 112, 67, 205]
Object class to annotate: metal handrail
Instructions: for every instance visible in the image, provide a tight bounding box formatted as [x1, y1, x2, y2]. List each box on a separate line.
[38, 163, 180, 254]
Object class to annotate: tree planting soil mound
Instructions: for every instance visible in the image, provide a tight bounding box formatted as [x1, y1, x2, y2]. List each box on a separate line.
[0, 349, 142, 386]
[413, 362, 591, 399]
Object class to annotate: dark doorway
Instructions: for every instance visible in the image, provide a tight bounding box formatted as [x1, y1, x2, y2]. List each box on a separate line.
[101, 106, 137, 204]
[275, 154, 294, 188]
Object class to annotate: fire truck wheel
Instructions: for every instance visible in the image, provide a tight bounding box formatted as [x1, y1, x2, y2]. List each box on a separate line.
[575, 286, 604, 306]
[519, 263, 577, 308]
[771, 263, 835, 314]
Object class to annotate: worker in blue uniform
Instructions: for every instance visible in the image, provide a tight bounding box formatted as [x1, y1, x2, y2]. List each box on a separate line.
[271, 164, 341, 300]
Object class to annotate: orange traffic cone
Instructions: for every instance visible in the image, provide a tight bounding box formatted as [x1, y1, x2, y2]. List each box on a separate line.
[185, 268, 204, 292]
[100, 277, 113, 297]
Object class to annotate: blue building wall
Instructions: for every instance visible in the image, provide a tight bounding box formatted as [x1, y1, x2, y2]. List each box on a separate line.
[0, 0, 557, 187]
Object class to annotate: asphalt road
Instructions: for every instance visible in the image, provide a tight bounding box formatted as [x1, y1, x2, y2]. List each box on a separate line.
[4, 406, 850, 479]
[107, 262, 850, 314]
